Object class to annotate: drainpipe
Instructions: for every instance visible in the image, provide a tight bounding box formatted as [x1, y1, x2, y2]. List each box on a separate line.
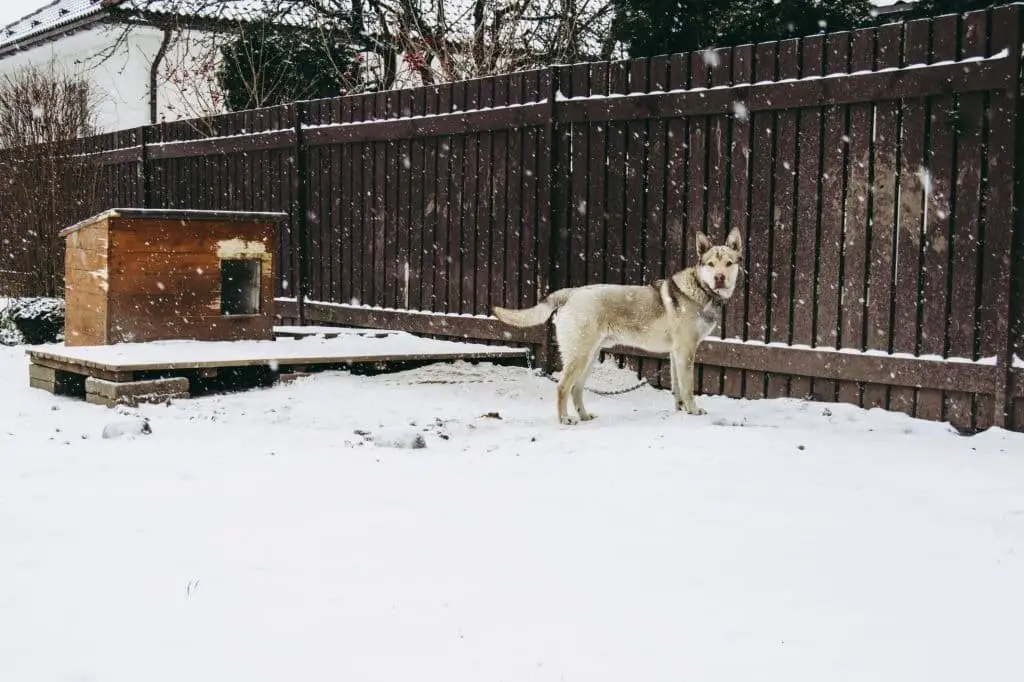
[149, 27, 172, 124]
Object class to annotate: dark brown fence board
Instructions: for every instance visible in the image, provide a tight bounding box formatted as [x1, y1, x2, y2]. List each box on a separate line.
[372, 93, 388, 308]
[918, 14, 958, 424]
[980, 5, 1022, 429]
[766, 38, 800, 400]
[421, 86, 440, 310]
[407, 88, 426, 310]
[863, 23, 903, 412]
[723, 45, 754, 399]
[836, 27, 875, 407]
[890, 18, 931, 418]
[448, 82, 468, 314]
[745, 41, 777, 400]
[947, 12, 987, 429]
[568, 64, 591, 289]
[522, 73, 543, 309]
[790, 36, 824, 401]
[642, 56, 670, 388]
[814, 31, 851, 404]
[462, 79, 482, 311]
[557, 56, 1013, 124]
[506, 74, 526, 310]
[491, 76, 510, 310]
[474, 78, 495, 315]
[435, 83, 455, 313]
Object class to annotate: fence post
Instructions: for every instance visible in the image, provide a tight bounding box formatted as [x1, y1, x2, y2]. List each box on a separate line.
[137, 126, 151, 209]
[534, 66, 561, 373]
[294, 101, 310, 326]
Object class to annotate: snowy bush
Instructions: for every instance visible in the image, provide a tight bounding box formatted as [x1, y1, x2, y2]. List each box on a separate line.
[0, 297, 65, 345]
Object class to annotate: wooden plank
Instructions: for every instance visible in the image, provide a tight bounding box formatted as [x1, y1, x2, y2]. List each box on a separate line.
[421, 86, 439, 311]
[28, 354, 134, 383]
[605, 61, 628, 285]
[836, 28, 875, 408]
[535, 67, 559, 372]
[979, 5, 1022, 429]
[28, 341, 530, 375]
[519, 79, 541, 309]
[567, 63, 591, 289]
[814, 31, 851, 404]
[945, 12, 987, 430]
[722, 45, 752, 399]
[609, 341, 999, 394]
[474, 78, 495, 315]
[435, 83, 454, 312]
[448, 81, 468, 313]
[504, 74, 524, 311]
[745, 42, 777, 401]
[918, 14, 958, 424]
[489, 75, 509, 312]
[586, 62, 609, 286]
[555, 56, 1015, 124]
[688, 51, 719, 397]
[664, 53, 689, 279]
[642, 55, 670, 389]
[385, 90, 402, 308]
[789, 36, 824, 401]
[461, 79, 481, 311]
[108, 226, 274, 257]
[307, 140, 323, 301]
[276, 299, 545, 345]
[372, 93, 388, 308]
[302, 102, 549, 146]
[395, 90, 413, 309]
[863, 22, 903, 412]
[889, 18, 930, 419]
[766, 38, 800, 400]
[339, 97, 355, 305]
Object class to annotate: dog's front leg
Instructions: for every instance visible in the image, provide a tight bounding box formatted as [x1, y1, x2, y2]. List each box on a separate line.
[671, 344, 705, 416]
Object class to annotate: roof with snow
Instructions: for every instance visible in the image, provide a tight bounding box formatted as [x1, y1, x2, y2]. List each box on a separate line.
[0, 0, 308, 54]
[0, 0, 917, 58]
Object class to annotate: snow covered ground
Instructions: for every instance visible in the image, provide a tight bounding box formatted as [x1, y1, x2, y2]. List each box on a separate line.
[2, 339, 1024, 682]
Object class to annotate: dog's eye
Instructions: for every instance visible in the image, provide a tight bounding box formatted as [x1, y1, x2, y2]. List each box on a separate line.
[725, 261, 734, 267]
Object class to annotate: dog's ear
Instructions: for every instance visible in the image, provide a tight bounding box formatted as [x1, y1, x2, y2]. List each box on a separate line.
[695, 231, 712, 257]
[725, 227, 743, 253]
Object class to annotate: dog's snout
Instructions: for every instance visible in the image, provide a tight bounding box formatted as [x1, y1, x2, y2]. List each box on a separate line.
[714, 273, 726, 287]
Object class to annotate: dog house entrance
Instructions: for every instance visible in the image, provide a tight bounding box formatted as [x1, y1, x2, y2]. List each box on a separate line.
[220, 259, 261, 315]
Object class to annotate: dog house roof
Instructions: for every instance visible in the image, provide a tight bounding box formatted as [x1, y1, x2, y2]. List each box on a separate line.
[59, 208, 289, 238]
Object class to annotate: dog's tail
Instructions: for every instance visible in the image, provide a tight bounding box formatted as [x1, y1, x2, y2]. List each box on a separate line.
[492, 288, 572, 328]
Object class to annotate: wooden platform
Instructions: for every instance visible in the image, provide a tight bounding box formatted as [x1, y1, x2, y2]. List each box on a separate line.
[26, 327, 531, 407]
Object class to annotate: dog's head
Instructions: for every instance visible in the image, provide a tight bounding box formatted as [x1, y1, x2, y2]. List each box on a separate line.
[695, 227, 743, 299]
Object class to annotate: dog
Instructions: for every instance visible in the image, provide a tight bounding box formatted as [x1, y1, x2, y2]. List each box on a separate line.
[493, 228, 743, 424]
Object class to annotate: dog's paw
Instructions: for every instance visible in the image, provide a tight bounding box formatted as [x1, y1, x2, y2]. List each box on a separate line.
[678, 401, 706, 416]
[559, 416, 578, 426]
[579, 412, 596, 422]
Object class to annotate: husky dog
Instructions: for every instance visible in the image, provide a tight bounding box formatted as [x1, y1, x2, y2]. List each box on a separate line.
[493, 228, 743, 424]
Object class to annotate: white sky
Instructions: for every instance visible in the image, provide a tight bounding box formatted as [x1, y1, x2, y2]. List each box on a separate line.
[0, 1, 48, 29]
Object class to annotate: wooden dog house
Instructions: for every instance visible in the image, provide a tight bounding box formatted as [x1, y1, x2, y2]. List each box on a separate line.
[60, 208, 287, 346]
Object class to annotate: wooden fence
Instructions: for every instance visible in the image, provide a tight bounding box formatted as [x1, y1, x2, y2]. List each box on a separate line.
[7, 5, 1024, 432]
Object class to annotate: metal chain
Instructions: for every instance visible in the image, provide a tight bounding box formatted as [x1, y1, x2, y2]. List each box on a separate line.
[543, 373, 649, 396]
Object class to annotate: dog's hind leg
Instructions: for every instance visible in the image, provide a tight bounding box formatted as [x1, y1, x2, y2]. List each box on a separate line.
[570, 347, 602, 422]
[556, 345, 599, 425]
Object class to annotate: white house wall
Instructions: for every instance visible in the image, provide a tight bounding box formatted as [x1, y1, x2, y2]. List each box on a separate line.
[0, 24, 224, 133]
